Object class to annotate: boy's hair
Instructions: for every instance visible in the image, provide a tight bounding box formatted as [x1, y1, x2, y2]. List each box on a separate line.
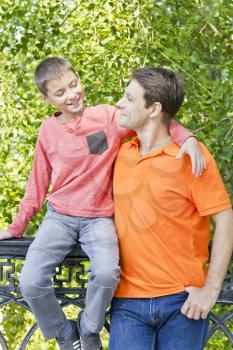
[34, 57, 77, 95]
[132, 68, 184, 122]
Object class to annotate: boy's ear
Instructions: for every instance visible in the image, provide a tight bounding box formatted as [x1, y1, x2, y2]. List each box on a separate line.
[40, 94, 49, 104]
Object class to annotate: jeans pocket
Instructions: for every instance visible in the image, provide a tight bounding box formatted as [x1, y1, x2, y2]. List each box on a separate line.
[175, 291, 189, 298]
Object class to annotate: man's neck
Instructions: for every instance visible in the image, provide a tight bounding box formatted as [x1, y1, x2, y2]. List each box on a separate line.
[136, 120, 171, 155]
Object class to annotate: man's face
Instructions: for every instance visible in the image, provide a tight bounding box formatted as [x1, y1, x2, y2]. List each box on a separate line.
[116, 79, 150, 129]
[43, 70, 85, 117]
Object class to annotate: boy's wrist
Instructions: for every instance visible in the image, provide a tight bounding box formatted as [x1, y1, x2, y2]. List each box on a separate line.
[0, 230, 15, 240]
[6, 228, 21, 237]
[183, 135, 198, 144]
[6, 230, 14, 236]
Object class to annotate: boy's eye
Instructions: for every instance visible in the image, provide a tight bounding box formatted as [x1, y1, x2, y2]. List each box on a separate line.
[55, 91, 64, 97]
[70, 80, 78, 88]
[127, 95, 133, 101]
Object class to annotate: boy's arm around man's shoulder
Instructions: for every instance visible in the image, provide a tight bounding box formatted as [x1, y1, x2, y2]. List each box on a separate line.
[170, 119, 207, 177]
[107, 107, 198, 144]
[107, 107, 206, 176]
[189, 143, 232, 216]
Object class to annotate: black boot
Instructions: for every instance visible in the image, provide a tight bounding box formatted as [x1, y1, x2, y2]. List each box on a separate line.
[56, 320, 81, 350]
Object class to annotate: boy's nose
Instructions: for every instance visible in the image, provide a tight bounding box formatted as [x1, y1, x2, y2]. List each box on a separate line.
[66, 89, 76, 100]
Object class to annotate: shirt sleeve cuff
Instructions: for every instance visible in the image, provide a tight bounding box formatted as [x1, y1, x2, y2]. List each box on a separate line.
[198, 202, 232, 216]
[183, 135, 199, 144]
[7, 228, 23, 238]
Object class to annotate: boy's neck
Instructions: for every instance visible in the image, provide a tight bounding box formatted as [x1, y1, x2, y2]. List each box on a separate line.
[58, 106, 86, 121]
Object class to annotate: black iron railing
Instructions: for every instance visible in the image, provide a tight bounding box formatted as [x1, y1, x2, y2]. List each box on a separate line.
[0, 238, 232, 349]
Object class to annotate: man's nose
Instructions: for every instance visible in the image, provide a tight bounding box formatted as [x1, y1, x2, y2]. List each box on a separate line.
[116, 98, 125, 109]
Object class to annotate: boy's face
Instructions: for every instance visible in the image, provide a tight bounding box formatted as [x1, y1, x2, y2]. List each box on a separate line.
[116, 79, 151, 129]
[43, 70, 85, 117]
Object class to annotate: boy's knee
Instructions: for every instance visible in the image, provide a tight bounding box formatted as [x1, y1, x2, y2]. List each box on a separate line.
[92, 265, 120, 287]
[19, 271, 47, 298]
[19, 273, 35, 297]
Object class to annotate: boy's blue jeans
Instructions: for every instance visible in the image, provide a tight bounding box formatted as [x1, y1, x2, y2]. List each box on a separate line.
[19, 202, 120, 339]
[109, 292, 210, 350]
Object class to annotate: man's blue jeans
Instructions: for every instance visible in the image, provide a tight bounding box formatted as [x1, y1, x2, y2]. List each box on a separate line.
[109, 292, 210, 350]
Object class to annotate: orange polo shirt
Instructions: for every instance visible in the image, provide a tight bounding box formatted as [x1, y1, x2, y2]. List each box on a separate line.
[113, 138, 232, 298]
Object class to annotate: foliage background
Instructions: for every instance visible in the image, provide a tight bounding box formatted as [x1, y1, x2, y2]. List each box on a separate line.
[0, 0, 232, 349]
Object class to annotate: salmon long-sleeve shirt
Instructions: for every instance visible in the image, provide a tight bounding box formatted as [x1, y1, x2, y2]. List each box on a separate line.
[8, 104, 192, 237]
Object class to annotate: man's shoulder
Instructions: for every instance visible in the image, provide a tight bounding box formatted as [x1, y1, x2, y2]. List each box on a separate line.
[199, 142, 217, 167]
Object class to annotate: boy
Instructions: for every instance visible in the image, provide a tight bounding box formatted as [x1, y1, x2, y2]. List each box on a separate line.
[0, 57, 205, 350]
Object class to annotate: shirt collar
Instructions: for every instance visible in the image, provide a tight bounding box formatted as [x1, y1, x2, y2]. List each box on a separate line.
[130, 137, 180, 157]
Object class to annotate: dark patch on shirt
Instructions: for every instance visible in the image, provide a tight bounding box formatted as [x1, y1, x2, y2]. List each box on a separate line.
[86, 131, 109, 155]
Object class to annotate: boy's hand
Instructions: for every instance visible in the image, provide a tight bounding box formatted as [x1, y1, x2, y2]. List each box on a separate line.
[0, 230, 14, 240]
[176, 137, 206, 177]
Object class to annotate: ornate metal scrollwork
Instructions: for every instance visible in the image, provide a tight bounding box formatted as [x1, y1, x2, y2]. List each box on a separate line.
[0, 238, 232, 349]
[0, 259, 16, 293]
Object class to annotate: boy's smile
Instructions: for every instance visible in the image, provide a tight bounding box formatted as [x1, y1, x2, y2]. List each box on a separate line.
[43, 70, 85, 120]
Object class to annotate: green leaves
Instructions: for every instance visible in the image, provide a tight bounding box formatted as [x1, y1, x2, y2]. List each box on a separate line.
[0, 1, 232, 348]
[0, 0, 232, 233]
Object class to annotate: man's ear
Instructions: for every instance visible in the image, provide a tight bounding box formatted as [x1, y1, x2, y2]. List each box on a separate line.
[150, 102, 162, 119]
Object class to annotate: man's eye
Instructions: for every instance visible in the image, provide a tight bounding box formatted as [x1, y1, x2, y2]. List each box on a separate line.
[127, 96, 133, 101]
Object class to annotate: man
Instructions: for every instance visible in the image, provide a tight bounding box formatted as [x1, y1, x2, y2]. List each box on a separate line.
[109, 68, 233, 350]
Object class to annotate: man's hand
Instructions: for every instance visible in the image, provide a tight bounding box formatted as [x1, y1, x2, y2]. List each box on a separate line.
[181, 285, 219, 320]
[0, 230, 14, 240]
[176, 137, 206, 177]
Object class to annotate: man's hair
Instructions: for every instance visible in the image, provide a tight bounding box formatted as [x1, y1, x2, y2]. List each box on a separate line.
[34, 57, 77, 95]
[132, 68, 184, 121]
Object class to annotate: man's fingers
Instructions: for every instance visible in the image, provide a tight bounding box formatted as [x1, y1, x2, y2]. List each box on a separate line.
[186, 305, 196, 319]
[181, 300, 190, 316]
[201, 310, 209, 319]
[181, 300, 207, 320]
[193, 307, 202, 320]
